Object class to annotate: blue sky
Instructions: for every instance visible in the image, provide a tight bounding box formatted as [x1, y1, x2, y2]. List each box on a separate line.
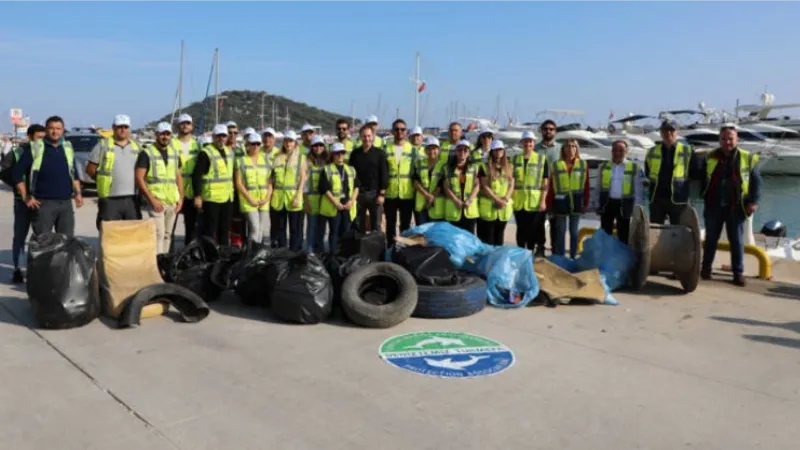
[1, 1, 798, 131]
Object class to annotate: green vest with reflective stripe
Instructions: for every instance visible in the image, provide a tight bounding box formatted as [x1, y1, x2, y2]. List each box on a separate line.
[553, 159, 587, 213]
[438, 139, 472, 164]
[384, 141, 415, 199]
[511, 153, 545, 211]
[703, 148, 759, 214]
[319, 163, 357, 220]
[478, 171, 513, 222]
[645, 141, 692, 204]
[599, 160, 635, 207]
[200, 145, 234, 203]
[270, 151, 305, 212]
[30, 140, 75, 195]
[444, 165, 479, 221]
[172, 137, 199, 199]
[144, 145, 180, 205]
[306, 159, 324, 215]
[236, 152, 270, 212]
[355, 135, 383, 149]
[96, 138, 141, 199]
[414, 158, 445, 219]
[334, 139, 355, 159]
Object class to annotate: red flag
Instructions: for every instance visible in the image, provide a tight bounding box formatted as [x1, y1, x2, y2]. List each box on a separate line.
[417, 81, 426, 93]
[608, 110, 614, 120]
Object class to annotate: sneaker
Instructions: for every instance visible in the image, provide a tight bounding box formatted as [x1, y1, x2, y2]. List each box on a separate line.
[733, 274, 746, 287]
[700, 268, 712, 280]
[11, 268, 24, 284]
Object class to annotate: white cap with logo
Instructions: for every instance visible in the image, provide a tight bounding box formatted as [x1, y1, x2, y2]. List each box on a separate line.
[330, 142, 346, 153]
[177, 113, 193, 124]
[212, 124, 229, 136]
[410, 126, 423, 136]
[226, 121, 238, 128]
[301, 124, 315, 133]
[456, 139, 471, 148]
[490, 140, 506, 151]
[113, 115, 131, 127]
[283, 130, 298, 141]
[246, 133, 261, 144]
[155, 122, 172, 134]
[243, 127, 256, 137]
[310, 136, 325, 146]
[365, 115, 378, 125]
[261, 127, 276, 136]
[424, 136, 440, 147]
[520, 130, 536, 141]
[478, 128, 493, 137]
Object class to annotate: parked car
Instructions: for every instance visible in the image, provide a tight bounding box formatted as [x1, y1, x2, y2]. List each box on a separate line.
[64, 132, 102, 191]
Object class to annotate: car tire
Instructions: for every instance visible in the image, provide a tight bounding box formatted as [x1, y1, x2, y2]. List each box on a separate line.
[341, 262, 417, 328]
[413, 275, 487, 319]
[118, 283, 210, 328]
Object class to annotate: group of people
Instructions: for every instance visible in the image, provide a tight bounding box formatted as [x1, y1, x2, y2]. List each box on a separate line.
[7, 113, 760, 288]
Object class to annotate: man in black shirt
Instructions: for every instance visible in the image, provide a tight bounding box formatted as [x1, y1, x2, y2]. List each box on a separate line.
[349, 125, 388, 232]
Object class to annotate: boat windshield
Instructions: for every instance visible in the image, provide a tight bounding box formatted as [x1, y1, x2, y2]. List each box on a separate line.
[737, 130, 769, 142]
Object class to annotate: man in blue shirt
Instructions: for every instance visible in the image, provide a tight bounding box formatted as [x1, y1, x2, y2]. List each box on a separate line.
[13, 116, 83, 238]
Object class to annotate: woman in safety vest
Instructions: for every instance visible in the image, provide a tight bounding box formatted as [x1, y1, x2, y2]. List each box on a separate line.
[478, 140, 514, 246]
[305, 136, 329, 253]
[412, 136, 445, 225]
[234, 133, 273, 244]
[547, 139, 590, 258]
[443, 140, 481, 233]
[269, 131, 308, 250]
[471, 128, 493, 165]
[319, 143, 360, 253]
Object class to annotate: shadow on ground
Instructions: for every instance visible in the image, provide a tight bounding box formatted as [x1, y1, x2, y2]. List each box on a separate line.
[710, 315, 800, 350]
[207, 290, 359, 328]
[742, 335, 800, 350]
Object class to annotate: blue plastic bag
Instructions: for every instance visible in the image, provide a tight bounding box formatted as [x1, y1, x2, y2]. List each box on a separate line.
[575, 229, 636, 291]
[465, 246, 539, 308]
[402, 222, 490, 268]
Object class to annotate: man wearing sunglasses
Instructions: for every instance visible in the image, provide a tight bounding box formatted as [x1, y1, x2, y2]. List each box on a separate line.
[383, 119, 416, 246]
[333, 118, 354, 159]
[226, 121, 243, 156]
[536, 120, 559, 254]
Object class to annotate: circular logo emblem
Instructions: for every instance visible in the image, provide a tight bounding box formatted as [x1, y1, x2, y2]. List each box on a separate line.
[379, 331, 515, 379]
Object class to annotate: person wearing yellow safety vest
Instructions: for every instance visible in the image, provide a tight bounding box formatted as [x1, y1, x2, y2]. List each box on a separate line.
[548, 139, 590, 259]
[234, 133, 273, 244]
[439, 121, 467, 165]
[135, 122, 184, 254]
[443, 140, 481, 233]
[192, 124, 236, 245]
[260, 127, 281, 163]
[299, 123, 316, 155]
[512, 131, 550, 255]
[226, 121, 244, 157]
[333, 119, 355, 160]
[319, 142, 360, 253]
[409, 126, 424, 159]
[383, 119, 416, 246]
[412, 136, 445, 225]
[86, 114, 142, 230]
[471, 128, 493, 166]
[535, 120, 560, 256]
[597, 140, 642, 245]
[478, 140, 515, 246]
[7, 124, 45, 284]
[172, 113, 201, 245]
[13, 116, 83, 239]
[700, 125, 762, 287]
[304, 136, 329, 253]
[644, 119, 699, 224]
[269, 130, 308, 250]
[355, 115, 384, 149]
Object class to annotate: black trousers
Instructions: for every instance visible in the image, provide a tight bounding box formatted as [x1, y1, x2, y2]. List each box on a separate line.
[97, 196, 141, 231]
[600, 199, 632, 245]
[476, 219, 490, 243]
[384, 198, 414, 246]
[649, 199, 688, 225]
[31, 199, 75, 237]
[201, 201, 234, 245]
[451, 217, 476, 234]
[514, 210, 546, 253]
[271, 209, 304, 251]
[356, 190, 382, 233]
[182, 198, 199, 245]
[482, 219, 507, 246]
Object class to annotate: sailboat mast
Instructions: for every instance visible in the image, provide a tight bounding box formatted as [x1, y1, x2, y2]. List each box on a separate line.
[178, 40, 184, 114]
[214, 48, 220, 125]
[413, 52, 421, 128]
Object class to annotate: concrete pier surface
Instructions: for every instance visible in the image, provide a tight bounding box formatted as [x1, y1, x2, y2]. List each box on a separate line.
[1, 189, 798, 450]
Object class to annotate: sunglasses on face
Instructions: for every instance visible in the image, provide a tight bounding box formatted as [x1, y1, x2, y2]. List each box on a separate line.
[337, 127, 348, 131]
[248, 142, 259, 146]
[543, 127, 555, 131]
[394, 127, 406, 132]
[229, 131, 238, 135]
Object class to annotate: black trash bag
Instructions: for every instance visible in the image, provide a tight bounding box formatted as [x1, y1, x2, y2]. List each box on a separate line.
[271, 253, 333, 324]
[174, 263, 220, 303]
[391, 245, 459, 286]
[0, 150, 15, 187]
[209, 245, 248, 290]
[323, 253, 372, 304]
[262, 248, 302, 304]
[336, 230, 386, 262]
[160, 237, 220, 282]
[26, 233, 101, 329]
[229, 243, 274, 306]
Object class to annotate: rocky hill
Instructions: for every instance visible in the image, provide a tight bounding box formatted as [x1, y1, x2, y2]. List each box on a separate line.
[148, 90, 353, 132]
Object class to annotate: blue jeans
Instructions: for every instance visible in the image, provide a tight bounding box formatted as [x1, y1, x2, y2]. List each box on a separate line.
[13, 199, 31, 268]
[305, 214, 325, 253]
[326, 211, 353, 255]
[702, 208, 745, 275]
[272, 209, 305, 251]
[553, 214, 581, 259]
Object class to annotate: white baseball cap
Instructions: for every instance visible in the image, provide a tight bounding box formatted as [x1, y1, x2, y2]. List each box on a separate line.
[455, 139, 471, 148]
[365, 115, 378, 125]
[177, 113, 193, 124]
[424, 136, 440, 147]
[198, 135, 212, 145]
[520, 130, 536, 141]
[246, 133, 261, 144]
[261, 127, 276, 136]
[243, 127, 256, 136]
[330, 142, 346, 153]
[490, 140, 506, 151]
[310, 136, 325, 146]
[226, 121, 238, 128]
[212, 124, 229, 136]
[301, 124, 314, 133]
[113, 114, 131, 127]
[410, 126, 423, 136]
[478, 128, 493, 137]
[283, 130, 298, 141]
[155, 122, 172, 134]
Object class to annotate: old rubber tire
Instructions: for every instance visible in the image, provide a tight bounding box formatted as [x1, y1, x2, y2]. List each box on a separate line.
[118, 283, 210, 328]
[341, 262, 418, 328]
[413, 275, 487, 319]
